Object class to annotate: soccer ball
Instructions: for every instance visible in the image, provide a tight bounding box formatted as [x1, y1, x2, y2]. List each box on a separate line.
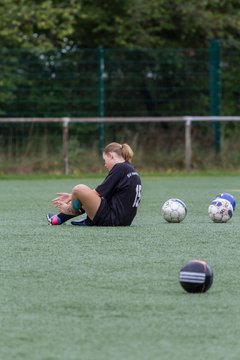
[179, 259, 213, 293]
[208, 198, 233, 223]
[162, 198, 187, 223]
[214, 192, 236, 211]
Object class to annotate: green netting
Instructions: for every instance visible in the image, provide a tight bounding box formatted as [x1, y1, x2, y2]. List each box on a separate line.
[0, 47, 219, 117]
[1, 46, 240, 173]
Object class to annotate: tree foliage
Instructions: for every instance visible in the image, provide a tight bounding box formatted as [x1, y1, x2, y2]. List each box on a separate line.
[0, 0, 240, 50]
[0, 0, 239, 116]
[0, 0, 81, 50]
[0, 0, 240, 172]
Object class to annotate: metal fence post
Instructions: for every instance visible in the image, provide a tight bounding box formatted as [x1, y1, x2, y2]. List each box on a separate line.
[63, 117, 70, 175]
[185, 118, 192, 173]
[98, 47, 105, 155]
[209, 39, 222, 154]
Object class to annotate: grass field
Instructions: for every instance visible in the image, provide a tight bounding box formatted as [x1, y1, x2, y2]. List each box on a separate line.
[1, 176, 240, 360]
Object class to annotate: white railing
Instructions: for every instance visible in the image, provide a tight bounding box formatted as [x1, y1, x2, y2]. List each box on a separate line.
[1, 116, 240, 174]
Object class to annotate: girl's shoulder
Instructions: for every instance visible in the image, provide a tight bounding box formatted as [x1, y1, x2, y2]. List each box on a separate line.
[116, 161, 134, 168]
[115, 162, 141, 179]
[113, 161, 135, 172]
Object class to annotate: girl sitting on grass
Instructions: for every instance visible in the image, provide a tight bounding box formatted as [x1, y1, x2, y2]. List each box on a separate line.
[47, 142, 141, 226]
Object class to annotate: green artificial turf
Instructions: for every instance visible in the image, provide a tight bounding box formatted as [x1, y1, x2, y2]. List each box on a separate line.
[1, 176, 240, 360]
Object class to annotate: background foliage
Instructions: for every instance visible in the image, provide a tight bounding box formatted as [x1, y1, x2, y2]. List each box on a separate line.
[0, 0, 240, 173]
[1, 0, 240, 50]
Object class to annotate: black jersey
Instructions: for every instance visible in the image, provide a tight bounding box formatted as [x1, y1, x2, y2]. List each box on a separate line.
[94, 161, 141, 226]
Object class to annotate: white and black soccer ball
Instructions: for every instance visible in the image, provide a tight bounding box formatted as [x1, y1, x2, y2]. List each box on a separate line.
[214, 192, 236, 211]
[208, 198, 233, 223]
[162, 198, 187, 223]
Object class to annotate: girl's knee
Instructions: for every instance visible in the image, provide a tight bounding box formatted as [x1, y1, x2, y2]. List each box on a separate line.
[72, 184, 89, 195]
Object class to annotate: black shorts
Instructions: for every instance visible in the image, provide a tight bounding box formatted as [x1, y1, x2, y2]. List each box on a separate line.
[92, 198, 119, 226]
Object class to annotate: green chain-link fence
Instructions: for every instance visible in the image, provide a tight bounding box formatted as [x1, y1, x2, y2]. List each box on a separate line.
[0, 47, 217, 117]
[0, 43, 240, 173]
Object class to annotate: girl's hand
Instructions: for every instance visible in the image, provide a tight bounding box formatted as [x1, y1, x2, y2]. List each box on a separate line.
[52, 192, 71, 205]
[53, 200, 78, 215]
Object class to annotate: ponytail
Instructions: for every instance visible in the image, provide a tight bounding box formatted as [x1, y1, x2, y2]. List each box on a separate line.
[103, 142, 134, 162]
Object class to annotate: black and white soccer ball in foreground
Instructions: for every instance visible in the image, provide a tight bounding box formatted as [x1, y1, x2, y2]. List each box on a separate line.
[208, 198, 233, 223]
[161, 198, 187, 223]
[179, 260, 213, 293]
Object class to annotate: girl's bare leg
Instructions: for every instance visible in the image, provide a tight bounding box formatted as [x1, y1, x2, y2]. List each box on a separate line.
[71, 184, 101, 220]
